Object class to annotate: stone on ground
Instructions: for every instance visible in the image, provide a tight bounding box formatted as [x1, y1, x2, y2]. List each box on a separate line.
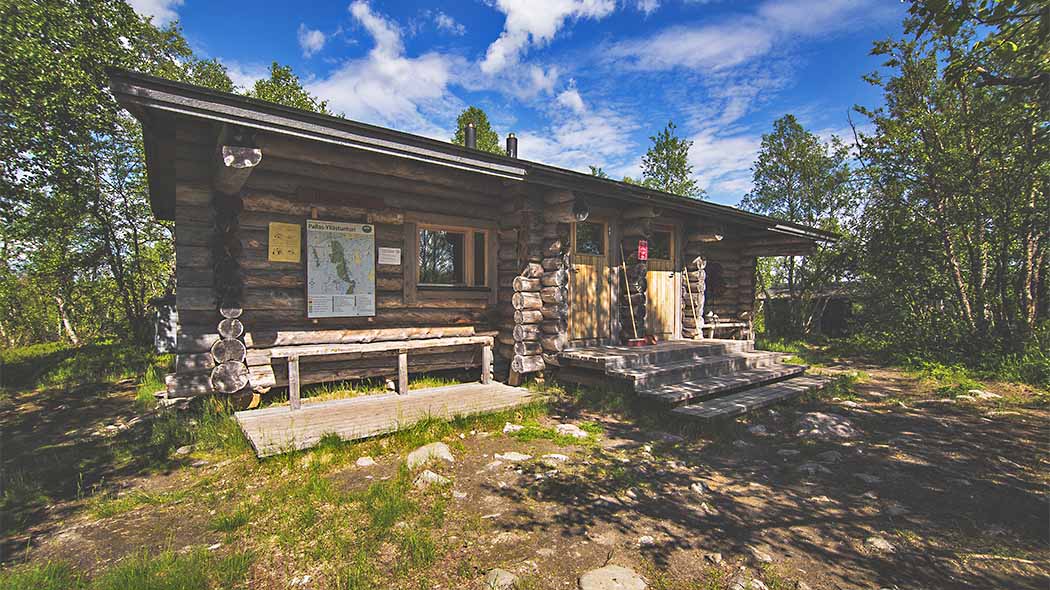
[556, 423, 590, 438]
[578, 565, 647, 590]
[748, 545, 774, 563]
[798, 462, 832, 476]
[407, 442, 454, 469]
[542, 453, 570, 463]
[816, 450, 843, 463]
[866, 536, 896, 552]
[747, 424, 769, 436]
[175, 445, 194, 456]
[854, 473, 882, 484]
[969, 389, 1001, 400]
[414, 470, 450, 489]
[704, 552, 723, 564]
[777, 449, 800, 457]
[732, 440, 752, 449]
[689, 482, 705, 496]
[495, 451, 532, 462]
[796, 413, 861, 440]
[355, 456, 376, 467]
[484, 568, 519, 590]
[638, 535, 655, 546]
[503, 422, 524, 434]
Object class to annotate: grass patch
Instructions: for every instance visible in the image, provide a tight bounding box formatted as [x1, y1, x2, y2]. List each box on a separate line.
[0, 562, 83, 590]
[88, 489, 189, 519]
[356, 465, 416, 532]
[396, 526, 437, 572]
[208, 507, 251, 533]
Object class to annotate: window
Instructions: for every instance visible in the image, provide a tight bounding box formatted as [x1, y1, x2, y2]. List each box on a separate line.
[649, 230, 672, 261]
[418, 226, 488, 287]
[575, 222, 605, 255]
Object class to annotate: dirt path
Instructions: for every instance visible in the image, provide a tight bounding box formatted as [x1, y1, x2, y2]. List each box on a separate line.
[3, 359, 1048, 589]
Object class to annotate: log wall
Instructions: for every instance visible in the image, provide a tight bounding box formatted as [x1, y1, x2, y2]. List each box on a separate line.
[680, 226, 757, 338]
[167, 121, 504, 397]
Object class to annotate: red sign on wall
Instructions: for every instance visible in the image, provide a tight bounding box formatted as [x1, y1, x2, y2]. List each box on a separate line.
[637, 239, 648, 261]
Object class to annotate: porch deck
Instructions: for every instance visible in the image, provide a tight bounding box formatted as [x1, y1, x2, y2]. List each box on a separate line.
[235, 382, 536, 457]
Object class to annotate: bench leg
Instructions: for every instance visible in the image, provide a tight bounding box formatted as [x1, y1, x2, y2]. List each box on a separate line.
[481, 344, 492, 385]
[288, 355, 301, 411]
[397, 351, 408, 394]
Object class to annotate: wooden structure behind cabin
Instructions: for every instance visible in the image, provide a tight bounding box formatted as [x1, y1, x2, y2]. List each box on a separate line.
[110, 69, 834, 400]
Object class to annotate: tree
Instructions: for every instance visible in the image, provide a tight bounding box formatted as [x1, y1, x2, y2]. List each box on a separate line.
[589, 166, 609, 178]
[742, 115, 854, 337]
[247, 62, 331, 115]
[905, 0, 1048, 91]
[451, 106, 502, 154]
[852, 21, 1048, 358]
[0, 0, 235, 345]
[639, 121, 703, 198]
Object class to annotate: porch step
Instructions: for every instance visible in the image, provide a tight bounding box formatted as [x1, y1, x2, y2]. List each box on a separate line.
[610, 351, 787, 391]
[672, 375, 831, 421]
[560, 340, 753, 371]
[638, 364, 808, 406]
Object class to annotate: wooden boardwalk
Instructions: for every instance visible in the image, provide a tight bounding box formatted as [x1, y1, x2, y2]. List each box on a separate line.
[235, 382, 536, 457]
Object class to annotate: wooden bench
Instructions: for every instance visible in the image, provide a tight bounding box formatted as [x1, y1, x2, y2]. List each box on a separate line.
[268, 336, 494, 410]
[701, 321, 752, 340]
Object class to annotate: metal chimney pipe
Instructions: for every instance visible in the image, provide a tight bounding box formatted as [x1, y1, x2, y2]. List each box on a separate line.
[506, 133, 518, 158]
[465, 122, 477, 149]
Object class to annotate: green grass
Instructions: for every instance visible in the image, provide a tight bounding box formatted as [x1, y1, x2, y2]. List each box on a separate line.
[0, 562, 83, 590]
[397, 526, 437, 572]
[88, 489, 189, 519]
[208, 507, 251, 533]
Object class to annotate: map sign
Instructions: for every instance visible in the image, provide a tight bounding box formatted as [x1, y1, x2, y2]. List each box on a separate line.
[306, 220, 375, 318]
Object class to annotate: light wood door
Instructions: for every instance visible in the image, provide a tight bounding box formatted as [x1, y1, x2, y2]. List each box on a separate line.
[646, 227, 677, 339]
[569, 221, 611, 341]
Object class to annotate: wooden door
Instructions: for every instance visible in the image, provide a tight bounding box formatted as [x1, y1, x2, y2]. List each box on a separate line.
[569, 221, 611, 341]
[645, 227, 677, 339]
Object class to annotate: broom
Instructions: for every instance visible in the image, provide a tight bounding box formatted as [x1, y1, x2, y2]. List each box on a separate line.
[619, 244, 639, 341]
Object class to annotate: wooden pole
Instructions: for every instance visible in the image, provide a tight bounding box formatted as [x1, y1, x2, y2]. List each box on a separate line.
[684, 264, 699, 339]
[619, 244, 639, 340]
[288, 355, 301, 411]
[397, 350, 408, 394]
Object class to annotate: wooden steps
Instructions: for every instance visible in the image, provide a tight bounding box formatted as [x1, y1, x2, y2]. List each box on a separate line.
[672, 375, 830, 420]
[638, 364, 808, 405]
[558, 339, 826, 422]
[235, 382, 536, 457]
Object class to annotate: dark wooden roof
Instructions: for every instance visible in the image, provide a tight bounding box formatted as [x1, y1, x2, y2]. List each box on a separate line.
[108, 68, 835, 243]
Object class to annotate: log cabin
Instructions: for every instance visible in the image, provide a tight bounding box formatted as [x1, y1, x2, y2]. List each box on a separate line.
[110, 69, 835, 449]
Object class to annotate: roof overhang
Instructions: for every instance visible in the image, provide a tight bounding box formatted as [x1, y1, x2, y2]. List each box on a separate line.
[108, 68, 837, 245]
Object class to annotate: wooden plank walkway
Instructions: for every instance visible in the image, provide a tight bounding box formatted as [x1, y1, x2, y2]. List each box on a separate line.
[672, 375, 830, 420]
[235, 382, 536, 457]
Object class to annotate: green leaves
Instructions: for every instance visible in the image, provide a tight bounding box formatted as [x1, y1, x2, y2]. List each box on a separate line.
[639, 121, 704, 199]
[451, 106, 503, 155]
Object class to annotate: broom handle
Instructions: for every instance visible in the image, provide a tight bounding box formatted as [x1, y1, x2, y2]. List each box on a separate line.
[684, 264, 699, 338]
[619, 244, 639, 340]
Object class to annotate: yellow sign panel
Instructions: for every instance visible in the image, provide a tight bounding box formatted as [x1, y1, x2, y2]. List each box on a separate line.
[268, 222, 301, 262]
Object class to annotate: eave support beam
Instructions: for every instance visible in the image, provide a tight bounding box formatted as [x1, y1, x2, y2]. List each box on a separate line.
[214, 145, 263, 195]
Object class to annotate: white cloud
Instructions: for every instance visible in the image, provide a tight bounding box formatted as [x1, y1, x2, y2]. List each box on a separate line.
[556, 84, 586, 114]
[637, 0, 660, 16]
[306, 1, 462, 137]
[687, 131, 762, 199]
[298, 24, 327, 58]
[433, 11, 466, 35]
[607, 0, 892, 72]
[224, 61, 269, 90]
[126, 0, 183, 25]
[481, 0, 617, 74]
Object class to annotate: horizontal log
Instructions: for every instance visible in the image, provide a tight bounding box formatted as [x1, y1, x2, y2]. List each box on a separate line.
[541, 304, 568, 321]
[241, 190, 403, 225]
[512, 276, 542, 292]
[542, 189, 576, 205]
[540, 333, 568, 353]
[621, 219, 652, 238]
[542, 256, 568, 271]
[176, 353, 215, 373]
[543, 200, 577, 223]
[540, 286, 565, 304]
[512, 324, 541, 341]
[511, 354, 545, 374]
[544, 239, 565, 257]
[621, 206, 657, 219]
[244, 337, 490, 366]
[242, 326, 475, 348]
[521, 262, 544, 279]
[540, 270, 567, 287]
[214, 145, 263, 196]
[513, 341, 542, 356]
[541, 319, 567, 334]
[513, 309, 544, 324]
[512, 291, 543, 310]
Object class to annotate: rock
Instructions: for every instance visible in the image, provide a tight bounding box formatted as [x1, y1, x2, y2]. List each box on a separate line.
[578, 565, 647, 590]
[798, 462, 832, 476]
[777, 449, 800, 457]
[407, 442, 454, 469]
[356, 456, 376, 467]
[649, 431, 684, 443]
[749, 581, 769, 590]
[704, 552, 723, 564]
[748, 545, 774, 563]
[638, 535, 655, 546]
[542, 453, 570, 463]
[175, 445, 194, 456]
[503, 422, 524, 434]
[854, 473, 882, 484]
[689, 482, 705, 496]
[839, 400, 861, 408]
[809, 495, 833, 504]
[955, 395, 976, 402]
[452, 490, 468, 499]
[866, 536, 896, 553]
[816, 450, 843, 463]
[969, 389, 1001, 400]
[556, 423, 590, 438]
[413, 470, 450, 489]
[484, 568, 518, 590]
[732, 440, 752, 449]
[796, 413, 861, 440]
[494, 451, 532, 462]
[748, 424, 769, 436]
[208, 542, 222, 551]
[190, 460, 209, 468]
[861, 490, 879, 500]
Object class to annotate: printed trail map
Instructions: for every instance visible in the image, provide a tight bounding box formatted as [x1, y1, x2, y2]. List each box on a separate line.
[306, 220, 375, 318]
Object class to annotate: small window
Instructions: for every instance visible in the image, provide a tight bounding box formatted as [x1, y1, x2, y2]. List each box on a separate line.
[575, 222, 605, 255]
[418, 226, 487, 287]
[649, 230, 672, 261]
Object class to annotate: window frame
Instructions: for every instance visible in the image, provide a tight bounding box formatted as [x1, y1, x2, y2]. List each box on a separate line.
[405, 212, 498, 305]
[648, 226, 674, 262]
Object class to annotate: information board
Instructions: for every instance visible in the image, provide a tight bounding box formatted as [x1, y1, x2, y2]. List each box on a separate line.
[268, 222, 301, 262]
[305, 220, 376, 318]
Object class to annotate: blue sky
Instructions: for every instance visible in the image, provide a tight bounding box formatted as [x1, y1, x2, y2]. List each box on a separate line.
[129, 0, 906, 205]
